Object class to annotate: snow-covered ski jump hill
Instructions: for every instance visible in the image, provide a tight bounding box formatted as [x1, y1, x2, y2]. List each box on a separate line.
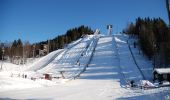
[0, 32, 170, 100]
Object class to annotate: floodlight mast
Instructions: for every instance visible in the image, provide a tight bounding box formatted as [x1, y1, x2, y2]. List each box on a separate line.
[166, 0, 170, 27]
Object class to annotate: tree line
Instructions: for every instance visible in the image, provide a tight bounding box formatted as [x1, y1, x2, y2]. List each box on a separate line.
[34, 25, 93, 55]
[0, 25, 93, 62]
[124, 17, 170, 67]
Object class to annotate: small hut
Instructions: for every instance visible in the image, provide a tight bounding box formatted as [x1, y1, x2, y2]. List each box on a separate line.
[43, 73, 52, 80]
[153, 68, 170, 84]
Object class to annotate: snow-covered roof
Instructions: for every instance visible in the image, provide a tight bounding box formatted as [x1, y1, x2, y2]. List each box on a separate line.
[154, 68, 170, 74]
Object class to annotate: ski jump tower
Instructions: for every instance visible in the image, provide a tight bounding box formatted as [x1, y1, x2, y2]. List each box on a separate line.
[107, 25, 112, 36]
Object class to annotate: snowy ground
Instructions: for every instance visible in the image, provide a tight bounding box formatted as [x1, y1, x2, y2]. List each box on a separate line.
[0, 34, 170, 100]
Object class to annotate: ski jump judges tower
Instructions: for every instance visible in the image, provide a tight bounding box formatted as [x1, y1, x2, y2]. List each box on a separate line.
[107, 25, 112, 36]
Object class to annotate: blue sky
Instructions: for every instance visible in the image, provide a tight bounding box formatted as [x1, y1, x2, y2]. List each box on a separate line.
[0, 0, 168, 43]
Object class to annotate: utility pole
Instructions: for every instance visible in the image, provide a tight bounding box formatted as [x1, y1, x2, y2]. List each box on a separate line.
[1, 47, 5, 70]
[153, 44, 157, 69]
[47, 39, 50, 54]
[166, 0, 170, 27]
[33, 45, 35, 59]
